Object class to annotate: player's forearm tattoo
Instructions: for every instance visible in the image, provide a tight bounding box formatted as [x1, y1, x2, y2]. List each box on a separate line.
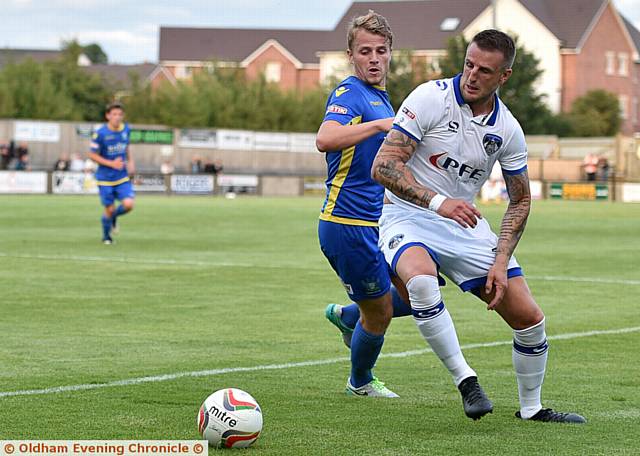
[496, 171, 531, 261]
[373, 130, 436, 208]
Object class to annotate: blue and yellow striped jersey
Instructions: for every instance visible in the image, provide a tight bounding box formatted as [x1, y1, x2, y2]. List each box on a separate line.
[319, 76, 394, 226]
[90, 123, 130, 185]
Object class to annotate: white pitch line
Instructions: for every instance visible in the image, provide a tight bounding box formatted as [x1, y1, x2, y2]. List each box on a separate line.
[1, 326, 639, 399]
[2, 252, 639, 285]
[528, 275, 640, 286]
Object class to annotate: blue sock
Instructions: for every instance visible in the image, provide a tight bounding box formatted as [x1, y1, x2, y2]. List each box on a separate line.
[112, 204, 127, 222]
[350, 321, 384, 388]
[340, 286, 411, 330]
[101, 215, 112, 239]
[340, 304, 360, 329]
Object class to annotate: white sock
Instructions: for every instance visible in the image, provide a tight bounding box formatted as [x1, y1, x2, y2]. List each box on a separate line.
[407, 275, 476, 386]
[513, 317, 548, 419]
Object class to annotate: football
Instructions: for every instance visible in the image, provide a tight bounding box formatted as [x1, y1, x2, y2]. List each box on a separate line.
[197, 388, 263, 449]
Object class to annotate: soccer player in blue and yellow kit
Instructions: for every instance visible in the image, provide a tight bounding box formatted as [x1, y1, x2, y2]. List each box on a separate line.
[89, 101, 135, 244]
[316, 11, 405, 397]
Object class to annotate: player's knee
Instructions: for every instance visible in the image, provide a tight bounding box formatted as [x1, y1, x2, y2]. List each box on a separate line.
[406, 274, 441, 310]
[123, 200, 134, 211]
[512, 308, 544, 330]
[359, 296, 393, 332]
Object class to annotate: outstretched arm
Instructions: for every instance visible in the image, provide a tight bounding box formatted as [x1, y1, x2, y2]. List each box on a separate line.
[372, 128, 481, 228]
[485, 170, 531, 309]
[316, 118, 393, 152]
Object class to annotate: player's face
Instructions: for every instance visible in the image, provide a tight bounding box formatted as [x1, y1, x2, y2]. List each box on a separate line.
[460, 42, 512, 105]
[106, 108, 125, 128]
[348, 30, 391, 87]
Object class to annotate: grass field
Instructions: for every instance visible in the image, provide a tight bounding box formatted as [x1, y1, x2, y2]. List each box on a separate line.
[0, 195, 639, 455]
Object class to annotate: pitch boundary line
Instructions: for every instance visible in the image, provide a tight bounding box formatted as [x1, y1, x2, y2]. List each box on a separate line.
[1, 252, 639, 285]
[1, 326, 639, 399]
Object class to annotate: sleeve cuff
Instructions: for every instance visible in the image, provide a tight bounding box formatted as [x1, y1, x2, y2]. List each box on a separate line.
[502, 165, 527, 176]
[391, 124, 421, 143]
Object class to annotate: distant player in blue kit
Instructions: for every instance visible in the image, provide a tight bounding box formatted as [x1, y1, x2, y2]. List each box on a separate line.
[88, 101, 135, 245]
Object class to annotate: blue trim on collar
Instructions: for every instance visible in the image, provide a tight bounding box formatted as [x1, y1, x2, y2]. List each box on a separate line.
[487, 94, 500, 126]
[453, 73, 464, 106]
[453, 73, 501, 125]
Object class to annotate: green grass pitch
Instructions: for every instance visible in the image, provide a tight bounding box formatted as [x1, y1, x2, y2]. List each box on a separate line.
[0, 195, 639, 455]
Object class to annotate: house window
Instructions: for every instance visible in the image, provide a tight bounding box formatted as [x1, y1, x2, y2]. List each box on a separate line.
[440, 17, 460, 31]
[264, 62, 282, 83]
[605, 51, 615, 75]
[430, 56, 441, 74]
[619, 95, 628, 119]
[618, 52, 629, 76]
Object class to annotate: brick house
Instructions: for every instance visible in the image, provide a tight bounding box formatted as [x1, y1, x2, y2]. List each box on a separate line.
[157, 0, 640, 133]
[158, 27, 330, 92]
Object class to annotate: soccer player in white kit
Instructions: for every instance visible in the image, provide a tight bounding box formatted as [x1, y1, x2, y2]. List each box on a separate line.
[372, 30, 586, 423]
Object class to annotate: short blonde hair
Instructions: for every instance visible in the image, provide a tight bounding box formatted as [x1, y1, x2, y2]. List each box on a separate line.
[347, 10, 393, 52]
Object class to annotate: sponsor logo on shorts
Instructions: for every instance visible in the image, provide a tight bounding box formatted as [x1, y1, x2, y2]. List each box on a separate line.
[401, 106, 416, 119]
[370, 101, 383, 106]
[342, 282, 353, 294]
[327, 104, 348, 115]
[388, 234, 404, 249]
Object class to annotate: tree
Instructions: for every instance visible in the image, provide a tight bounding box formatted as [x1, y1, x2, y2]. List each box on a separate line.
[439, 35, 558, 134]
[83, 43, 108, 65]
[568, 90, 621, 137]
[386, 49, 435, 112]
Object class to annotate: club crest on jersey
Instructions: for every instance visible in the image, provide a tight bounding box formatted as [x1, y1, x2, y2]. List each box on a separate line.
[483, 134, 503, 156]
[388, 234, 404, 249]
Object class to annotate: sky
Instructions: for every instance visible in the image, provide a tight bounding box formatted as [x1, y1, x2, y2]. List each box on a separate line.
[1, 0, 639, 64]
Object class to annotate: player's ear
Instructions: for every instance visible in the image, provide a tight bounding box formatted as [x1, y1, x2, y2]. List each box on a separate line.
[500, 68, 512, 85]
[347, 48, 354, 65]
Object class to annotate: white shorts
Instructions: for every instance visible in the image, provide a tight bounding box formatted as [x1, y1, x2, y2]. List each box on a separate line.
[378, 203, 522, 294]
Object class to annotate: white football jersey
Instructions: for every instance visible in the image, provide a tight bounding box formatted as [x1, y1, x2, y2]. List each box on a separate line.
[388, 74, 528, 209]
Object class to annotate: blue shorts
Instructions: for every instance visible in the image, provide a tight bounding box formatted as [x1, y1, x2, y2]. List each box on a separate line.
[318, 220, 391, 302]
[98, 180, 135, 207]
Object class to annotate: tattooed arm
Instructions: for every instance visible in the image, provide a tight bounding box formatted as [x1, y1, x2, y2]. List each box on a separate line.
[372, 128, 482, 227]
[485, 170, 532, 309]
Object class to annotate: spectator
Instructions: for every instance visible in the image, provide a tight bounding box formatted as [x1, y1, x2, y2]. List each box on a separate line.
[84, 157, 97, 174]
[204, 159, 223, 175]
[53, 153, 70, 171]
[160, 159, 175, 175]
[69, 153, 85, 172]
[16, 142, 28, 160]
[598, 155, 610, 182]
[0, 140, 10, 170]
[14, 153, 31, 171]
[191, 155, 202, 174]
[582, 153, 598, 181]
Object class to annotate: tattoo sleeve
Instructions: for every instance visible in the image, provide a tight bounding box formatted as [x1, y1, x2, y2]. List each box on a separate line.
[372, 129, 436, 208]
[495, 171, 531, 263]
